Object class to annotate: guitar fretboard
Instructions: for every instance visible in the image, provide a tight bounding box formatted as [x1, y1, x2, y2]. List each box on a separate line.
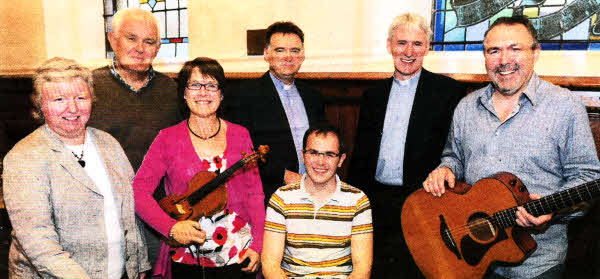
[492, 179, 600, 229]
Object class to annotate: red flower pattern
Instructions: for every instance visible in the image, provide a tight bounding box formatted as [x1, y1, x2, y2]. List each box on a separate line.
[239, 248, 248, 259]
[232, 215, 247, 233]
[173, 247, 198, 264]
[200, 159, 210, 170]
[199, 257, 217, 267]
[213, 226, 228, 246]
[213, 156, 223, 170]
[229, 245, 238, 259]
[172, 248, 185, 262]
[172, 155, 253, 268]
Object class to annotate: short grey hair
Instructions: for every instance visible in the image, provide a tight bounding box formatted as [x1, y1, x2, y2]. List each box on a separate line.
[388, 13, 432, 41]
[112, 8, 161, 40]
[31, 57, 94, 121]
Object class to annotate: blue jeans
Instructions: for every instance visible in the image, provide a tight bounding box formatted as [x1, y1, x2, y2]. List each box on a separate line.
[484, 264, 564, 279]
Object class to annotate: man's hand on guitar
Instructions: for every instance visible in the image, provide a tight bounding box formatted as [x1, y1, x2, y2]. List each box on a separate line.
[169, 220, 207, 246]
[423, 167, 455, 197]
[515, 194, 553, 232]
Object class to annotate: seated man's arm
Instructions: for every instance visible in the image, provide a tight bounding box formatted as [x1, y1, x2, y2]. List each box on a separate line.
[261, 230, 288, 279]
[349, 194, 373, 279]
[284, 169, 302, 184]
[348, 232, 373, 279]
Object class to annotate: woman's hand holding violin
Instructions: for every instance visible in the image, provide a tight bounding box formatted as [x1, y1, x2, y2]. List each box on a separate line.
[169, 220, 206, 246]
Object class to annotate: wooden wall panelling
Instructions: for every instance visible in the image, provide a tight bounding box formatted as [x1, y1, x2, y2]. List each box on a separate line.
[2, 75, 600, 277]
[300, 78, 376, 179]
[0, 77, 37, 160]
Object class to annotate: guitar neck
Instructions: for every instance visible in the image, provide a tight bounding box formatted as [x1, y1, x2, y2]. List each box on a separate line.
[494, 179, 600, 229]
[187, 159, 247, 205]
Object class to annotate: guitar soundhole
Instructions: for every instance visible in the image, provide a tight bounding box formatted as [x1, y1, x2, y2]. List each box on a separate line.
[467, 213, 496, 242]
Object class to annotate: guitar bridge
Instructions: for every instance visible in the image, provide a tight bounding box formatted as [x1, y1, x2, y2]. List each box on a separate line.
[440, 215, 462, 260]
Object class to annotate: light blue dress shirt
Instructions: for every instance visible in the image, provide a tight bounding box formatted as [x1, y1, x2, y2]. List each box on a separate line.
[375, 71, 421, 186]
[270, 73, 310, 175]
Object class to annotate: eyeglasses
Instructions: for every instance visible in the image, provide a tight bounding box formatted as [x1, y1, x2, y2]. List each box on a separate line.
[186, 82, 220, 92]
[303, 149, 340, 159]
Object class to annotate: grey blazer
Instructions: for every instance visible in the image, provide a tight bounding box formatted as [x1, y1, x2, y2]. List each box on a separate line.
[3, 125, 150, 278]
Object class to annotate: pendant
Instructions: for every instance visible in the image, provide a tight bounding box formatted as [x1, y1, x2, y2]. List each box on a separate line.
[78, 160, 86, 168]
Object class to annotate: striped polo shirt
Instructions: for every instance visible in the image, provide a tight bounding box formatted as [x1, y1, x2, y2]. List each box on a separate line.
[265, 175, 373, 278]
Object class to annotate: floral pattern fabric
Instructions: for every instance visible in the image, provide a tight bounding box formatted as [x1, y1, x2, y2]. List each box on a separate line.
[171, 155, 253, 267]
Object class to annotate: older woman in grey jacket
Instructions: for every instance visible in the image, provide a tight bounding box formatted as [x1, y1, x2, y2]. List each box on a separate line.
[2, 57, 149, 278]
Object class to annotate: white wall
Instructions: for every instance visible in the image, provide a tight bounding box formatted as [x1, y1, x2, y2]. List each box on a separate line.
[0, 0, 47, 75]
[1, 0, 599, 77]
[187, 0, 435, 73]
[42, 0, 105, 63]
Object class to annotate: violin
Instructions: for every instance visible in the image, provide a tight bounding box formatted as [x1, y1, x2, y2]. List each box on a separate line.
[158, 145, 269, 221]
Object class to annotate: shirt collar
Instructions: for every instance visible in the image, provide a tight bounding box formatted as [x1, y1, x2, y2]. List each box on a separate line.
[109, 57, 155, 94]
[299, 174, 342, 204]
[269, 72, 295, 92]
[479, 72, 540, 107]
[520, 72, 540, 106]
[393, 70, 421, 89]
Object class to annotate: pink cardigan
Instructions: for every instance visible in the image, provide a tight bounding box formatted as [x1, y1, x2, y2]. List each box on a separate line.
[133, 120, 265, 278]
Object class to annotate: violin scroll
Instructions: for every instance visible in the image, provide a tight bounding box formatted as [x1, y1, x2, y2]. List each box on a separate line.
[242, 145, 270, 164]
[256, 145, 270, 163]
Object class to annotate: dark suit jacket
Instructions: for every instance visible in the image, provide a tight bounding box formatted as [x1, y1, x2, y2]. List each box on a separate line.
[223, 72, 325, 202]
[348, 69, 465, 194]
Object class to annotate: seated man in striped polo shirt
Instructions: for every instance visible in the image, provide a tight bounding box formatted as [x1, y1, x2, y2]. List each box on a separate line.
[262, 123, 373, 279]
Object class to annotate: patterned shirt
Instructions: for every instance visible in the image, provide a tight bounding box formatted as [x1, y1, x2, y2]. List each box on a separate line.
[440, 73, 600, 278]
[270, 73, 310, 175]
[265, 175, 373, 278]
[375, 71, 420, 185]
[109, 58, 155, 94]
[171, 154, 253, 267]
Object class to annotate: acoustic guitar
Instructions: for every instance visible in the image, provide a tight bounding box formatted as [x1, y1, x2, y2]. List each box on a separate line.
[401, 172, 600, 279]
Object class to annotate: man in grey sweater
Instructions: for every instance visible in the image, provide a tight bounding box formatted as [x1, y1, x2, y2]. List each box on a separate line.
[88, 8, 182, 269]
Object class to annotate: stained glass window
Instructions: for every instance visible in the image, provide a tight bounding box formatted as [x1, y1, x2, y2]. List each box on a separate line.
[103, 0, 189, 58]
[431, 0, 600, 51]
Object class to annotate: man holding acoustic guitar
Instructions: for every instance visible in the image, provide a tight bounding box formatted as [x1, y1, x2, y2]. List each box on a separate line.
[422, 16, 600, 279]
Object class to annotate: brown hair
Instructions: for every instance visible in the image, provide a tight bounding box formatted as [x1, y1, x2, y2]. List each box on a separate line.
[265, 21, 305, 48]
[177, 57, 226, 117]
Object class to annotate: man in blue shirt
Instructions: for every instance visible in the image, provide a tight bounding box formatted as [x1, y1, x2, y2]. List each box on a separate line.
[348, 13, 465, 278]
[423, 15, 600, 279]
[224, 22, 325, 207]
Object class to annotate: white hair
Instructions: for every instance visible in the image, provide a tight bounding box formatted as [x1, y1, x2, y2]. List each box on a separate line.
[112, 8, 160, 40]
[388, 13, 432, 41]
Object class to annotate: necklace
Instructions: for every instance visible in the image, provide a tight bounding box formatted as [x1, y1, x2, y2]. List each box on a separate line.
[72, 149, 86, 168]
[188, 119, 221, 140]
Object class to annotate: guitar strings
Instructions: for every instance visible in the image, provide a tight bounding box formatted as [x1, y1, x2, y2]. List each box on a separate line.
[420, 181, 600, 238]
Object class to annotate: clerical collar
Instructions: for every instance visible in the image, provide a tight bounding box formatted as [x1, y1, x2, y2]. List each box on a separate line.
[109, 58, 156, 94]
[270, 72, 296, 92]
[394, 70, 421, 88]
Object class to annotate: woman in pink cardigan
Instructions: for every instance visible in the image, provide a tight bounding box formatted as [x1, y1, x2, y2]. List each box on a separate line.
[133, 57, 265, 279]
